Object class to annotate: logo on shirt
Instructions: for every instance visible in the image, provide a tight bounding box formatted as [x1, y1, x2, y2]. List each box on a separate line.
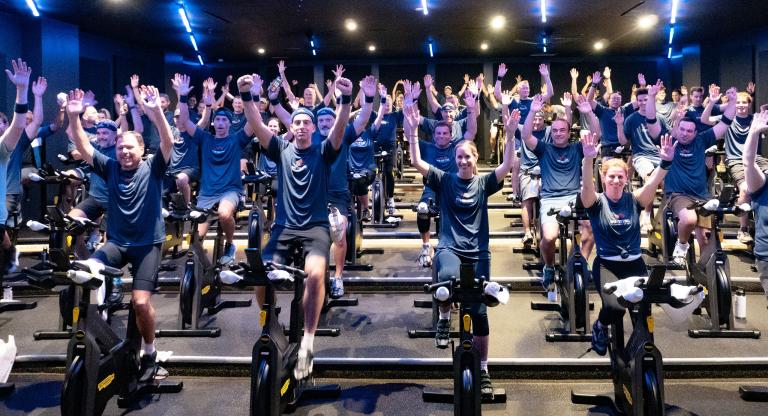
[455, 192, 473, 205]
[212, 145, 226, 156]
[436, 155, 451, 165]
[679, 148, 693, 158]
[352, 137, 366, 147]
[292, 158, 307, 172]
[610, 212, 631, 226]
[557, 154, 570, 164]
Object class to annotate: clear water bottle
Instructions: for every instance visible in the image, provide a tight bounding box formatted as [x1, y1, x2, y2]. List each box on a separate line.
[3, 286, 12, 301]
[734, 287, 747, 320]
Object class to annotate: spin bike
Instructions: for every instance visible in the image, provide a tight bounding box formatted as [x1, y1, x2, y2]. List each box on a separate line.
[572, 265, 704, 416]
[244, 163, 276, 250]
[58, 261, 182, 415]
[221, 247, 342, 415]
[684, 185, 760, 338]
[422, 263, 507, 415]
[155, 205, 251, 338]
[368, 148, 400, 228]
[0, 209, 37, 314]
[530, 197, 593, 342]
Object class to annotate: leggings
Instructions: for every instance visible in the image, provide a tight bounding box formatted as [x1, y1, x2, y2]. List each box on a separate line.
[592, 256, 648, 326]
[434, 249, 490, 336]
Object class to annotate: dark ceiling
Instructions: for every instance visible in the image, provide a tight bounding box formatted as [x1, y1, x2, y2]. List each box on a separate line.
[3, 0, 768, 63]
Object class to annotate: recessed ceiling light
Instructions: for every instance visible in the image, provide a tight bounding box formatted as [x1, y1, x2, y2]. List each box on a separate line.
[345, 18, 358, 31]
[480, 42, 489, 51]
[368, 44, 376, 52]
[593, 41, 605, 51]
[637, 14, 658, 30]
[490, 15, 506, 30]
[257, 48, 265, 55]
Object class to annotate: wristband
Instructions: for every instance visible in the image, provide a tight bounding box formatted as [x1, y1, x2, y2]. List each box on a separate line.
[364, 96, 374, 103]
[128, 105, 136, 110]
[178, 95, 188, 104]
[14, 104, 28, 114]
[240, 91, 253, 102]
[591, 83, 600, 88]
[340, 95, 352, 105]
[645, 117, 658, 125]
[205, 104, 212, 108]
[720, 115, 734, 125]
[659, 159, 672, 170]
[380, 97, 387, 104]
[269, 98, 280, 106]
[496, 77, 504, 83]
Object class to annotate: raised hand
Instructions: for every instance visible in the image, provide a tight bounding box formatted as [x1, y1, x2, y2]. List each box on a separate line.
[750, 110, 768, 134]
[658, 134, 676, 161]
[249, 74, 263, 96]
[171, 73, 194, 96]
[591, 71, 601, 85]
[575, 94, 593, 114]
[141, 85, 161, 109]
[603, 66, 611, 79]
[464, 88, 477, 110]
[361, 75, 376, 97]
[463, 73, 470, 84]
[124, 85, 136, 106]
[202, 82, 214, 106]
[613, 110, 625, 126]
[31, 76, 47, 96]
[326, 79, 333, 90]
[277, 60, 286, 74]
[647, 79, 663, 97]
[504, 108, 521, 133]
[515, 74, 523, 85]
[477, 72, 485, 82]
[708, 83, 721, 102]
[83, 90, 97, 107]
[332, 64, 346, 80]
[538, 63, 549, 77]
[5, 58, 31, 88]
[570, 68, 579, 79]
[497, 63, 508, 78]
[403, 103, 420, 136]
[530, 94, 545, 113]
[410, 81, 422, 100]
[335, 77, 353, 96]
[586, 75, 593, 84]
[637, 73, 647, 87]
[726, 87, 737, 102]
[423, 74, 433, 88]
[747, 81, 756, 95]
[500, 90, 512, 106]
[237, 74, 254, 92]
[560, 92, 573, 107]
[675, 103, 687, 120]
[113, 93, 124, 106]
[580, 131, 600, 159]
[378, 82, 387, 98]
[226, 75, 233, 85]
[130, 74, 140, 89]
[66, 89, 84, 115]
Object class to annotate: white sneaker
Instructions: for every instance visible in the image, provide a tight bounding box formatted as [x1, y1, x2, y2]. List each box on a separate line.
[737, 230, 754, 245]
[294, 348, 314, 380]
[386, 198, 396, 216]
[672, 241, 690, 264]
[418, 244, 432, 267]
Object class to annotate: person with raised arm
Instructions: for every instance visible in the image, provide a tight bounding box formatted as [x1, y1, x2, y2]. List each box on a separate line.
[743, 110, 768, 301]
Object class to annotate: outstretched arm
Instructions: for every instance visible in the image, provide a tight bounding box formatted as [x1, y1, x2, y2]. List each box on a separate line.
[580, 132, 600, 208]
[243, 74, 276, 150]
[539, 64, 554, 101]
[645, 80, 663, 139]
[495, 109, 520, 182]
[1, 59, 32, 151]
[353, 75, 376, 135]
[522, 94, 545, 151]
[576, 94, 601, 139]
[171, 73, 197, 134]
[404, 103, 429, 177]
[710, 87, 737, 139]
[423, 74, 441, 115]
[462, 84, 479, 141]
[493, 63, 507, 104]
[25, 76, 46, 139]
[141, 85, 173, 163]
[744, 110, 768, 193]
[64, 89, 95, 165]
[634, 134, 674, 207]
[327, 65, 353, 150]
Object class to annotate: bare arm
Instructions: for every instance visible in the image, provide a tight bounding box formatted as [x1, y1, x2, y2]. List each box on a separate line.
[495, 109, 520, 182]
[645, 80, 663, 139]
[586, 71, 601, 107]
[328, 75, 354, 150]
[579, 133, 600, 208]
[576, 94, 601, 139]
[539, 64, 554, 101]
[569, 68, 579, 96]
[423, 74, 441, 115]
[522, 94, 545, 151]
[267, 84, 292, 130]
[615, 111, 627, 145]
[141, 85, 173, 163]
[64, 89, 95, 165]
[710, 88, 737, 139]
[493, 63, 507, 104]
[744, 110, 768, 193]
[634, 134, 674, 207]
[560, 92, 574, 126]
[25, 76, 46, 139]
[353, 75, 376, 135]
[403, 103, 429, 177]
[603, 67, 613, 96]
[699, 84, 720, 127]
[171, 73, 197, 134]
[1, 59, 32, 151]
[323, 79, 336, 107]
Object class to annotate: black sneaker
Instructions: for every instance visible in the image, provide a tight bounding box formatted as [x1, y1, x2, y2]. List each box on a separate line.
[138, 351, 158, 383]
[435, 318, 450, 349]
[480, 370, 494, 397]
[591, 321, 609, 356]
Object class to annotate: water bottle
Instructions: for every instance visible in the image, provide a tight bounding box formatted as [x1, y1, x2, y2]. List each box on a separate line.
[3, 286, 13, 301]
[734, 287, 747, 320]
[547, 289, 557, 302]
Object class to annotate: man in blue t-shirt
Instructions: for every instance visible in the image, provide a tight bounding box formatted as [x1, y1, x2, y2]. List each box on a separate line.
[686, 86, 725, 132]
[742, 109, 768, 303]
[369, 83, 405, 215]
[517, 109, 549, 246]
[665, 88, 736, 263]
[175, 73, 257, 264]
[66, 85, 174, 383]
[585, 70, 637, 159]
[524, 94, 598, 290]
[248, 72, 353, 381]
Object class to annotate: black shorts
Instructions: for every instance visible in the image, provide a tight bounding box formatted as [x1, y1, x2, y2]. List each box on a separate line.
[348, 169, 374, 197]
[74, 196, 108, 221]
[92, 242, 162, 292]
[328, 192, 352, 216]
[263, 225, 331, 266]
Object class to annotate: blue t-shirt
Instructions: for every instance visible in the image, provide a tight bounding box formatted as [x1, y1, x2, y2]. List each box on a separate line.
[168, 127, 199, 174]
[724, 115, 753, 162]
[593, 102, 636, 146]
[587, 193, 642, 259]
[183, 128, 253, 198]
[533, 140, 584, 198]
[230, 111, 246, 132]
[349, 131, 375, 173]
[419, 138, 462, 175]
[751, 179, 768, 261]
[258, 151, 277, 177]
[88, 145, 117, 203]
[369, 111, 403, 151]
[520, 127, 549, 171]
[0, 142, 11, 224]
[92, 151, 168, 246]
[140, 114, 161, 154]
[664, 128, 717, 199]
[623, 112, 668, 160]
[264, 135, 339, 229]
[427, 166, 503, 259]
[6, 131, 31, 195]
[686, 104, 722, 133]
[327, 124, 359, 195]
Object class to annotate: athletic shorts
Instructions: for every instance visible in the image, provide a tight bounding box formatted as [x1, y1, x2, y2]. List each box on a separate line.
[665, 193, 711, 229]
[5, 194, 22, 227]
[518, 171, 541, 201]
[74, 196, 108, 222]
[632, 155, 660, 180]
[727, 157, 768, 188]
[540, 194, 576, 225]
[600, 143, 627, 159]
[348, 169, 374, 197]
[328, 191, 352, 216]
[196, 191, 241, 211]
[262, 225, 331, 266]
[92, 242, 162, 292]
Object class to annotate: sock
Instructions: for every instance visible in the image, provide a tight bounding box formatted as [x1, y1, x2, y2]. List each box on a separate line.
[301, 332, 315, 352]
[480, 360, 488, 372]
[439, 309, 451, 320]
[143, 341, 156, 356]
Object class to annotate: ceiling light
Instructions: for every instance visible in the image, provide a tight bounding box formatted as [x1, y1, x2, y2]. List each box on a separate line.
[667, 47, 672, 59]
[257, 48, 265, 55]
[312, 49, 317, 56]
[480, 42, 489, 51]
[637, 14, 658, 30]
[670, 0, 679, 24]
[428, 40, 434, 58]
[593, 41, 605, 51]
[345, 19, 358, 31]
[197, 54, 204, 66]
[368, 44, 376, 52]
[421, 0, 428, 15]
[668, 27, 675, 44]
[540, 0, 547, 23]
[178, 4, 192, 32]
[25, 0, 39, 17]
[490, 15, 506, 30]
[189, 34, 198, 51]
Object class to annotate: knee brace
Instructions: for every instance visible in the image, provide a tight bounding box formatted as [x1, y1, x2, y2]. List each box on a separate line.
[417, 202, 431, 234]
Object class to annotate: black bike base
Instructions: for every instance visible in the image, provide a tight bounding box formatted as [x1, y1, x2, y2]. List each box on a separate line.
[0, 382, 14, 397]
[422, 386, 507, 404]
[688, 328, 761, 339]
[413, 299, 432, 308]
[0, 300, 37, 313]
[330, 263, 374, 271]
[739, 385, 768, 401]
[289, 382, 342, 408]
[407, 329, 460, 338]
[323, 297, 359, 312]
[116, 380, 184, 408]
[155, 327, 221, 338]
[207, 299, 253, 314]
[283, 327, 341, 337]
[571, 391, 697, 415]
[531, 301, 595, 311]
[546, 331, 592, 342]
[33, 330, 74, 340]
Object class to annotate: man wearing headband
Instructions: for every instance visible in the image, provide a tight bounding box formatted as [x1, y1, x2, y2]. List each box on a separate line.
[417, 100, 477, 142]
[248, 72, 354, 381]
[174, 73, 257, 265]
